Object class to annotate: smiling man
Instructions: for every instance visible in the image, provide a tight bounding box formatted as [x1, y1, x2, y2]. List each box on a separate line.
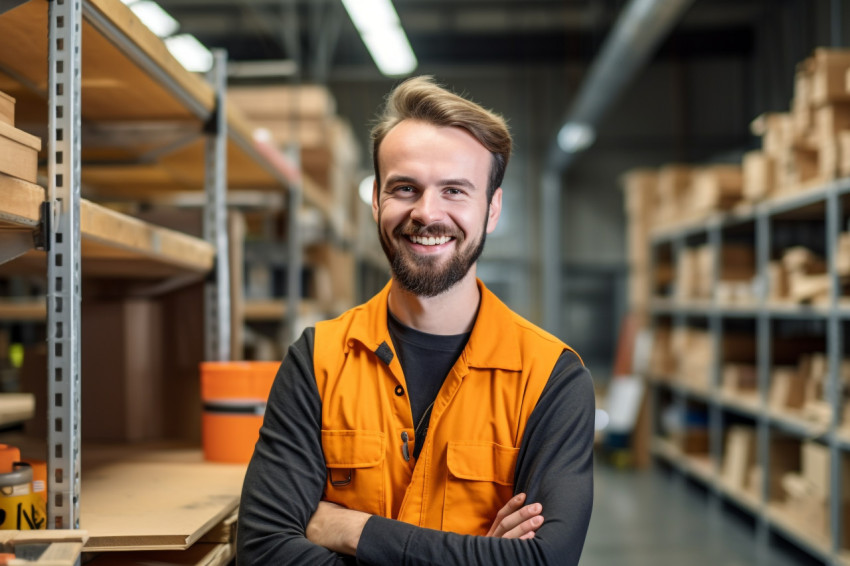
[237, 77, 595, 565]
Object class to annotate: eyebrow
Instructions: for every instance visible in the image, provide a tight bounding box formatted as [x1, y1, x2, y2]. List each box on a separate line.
[384, 175, 478, 190]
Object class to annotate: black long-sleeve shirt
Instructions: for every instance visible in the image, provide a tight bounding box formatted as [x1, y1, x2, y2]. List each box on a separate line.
[237, 327, 595, 565]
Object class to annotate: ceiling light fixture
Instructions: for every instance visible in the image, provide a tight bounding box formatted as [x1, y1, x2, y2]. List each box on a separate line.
[125, 0, 179, 38]
[340, 0, 417, 77]
[557, 121, 596, 153]
[165, 34, 214, 73]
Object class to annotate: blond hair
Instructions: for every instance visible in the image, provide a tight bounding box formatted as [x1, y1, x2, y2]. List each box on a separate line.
[371, 76, 511, 201]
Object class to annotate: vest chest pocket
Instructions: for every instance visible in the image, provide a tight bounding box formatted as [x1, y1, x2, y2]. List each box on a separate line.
[443, 440, 519, 535]
[321, 429, 387, 517]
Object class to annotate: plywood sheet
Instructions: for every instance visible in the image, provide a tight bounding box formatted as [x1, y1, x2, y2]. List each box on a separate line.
[84, 542, 234, 566]
[80, 453, 246, 551]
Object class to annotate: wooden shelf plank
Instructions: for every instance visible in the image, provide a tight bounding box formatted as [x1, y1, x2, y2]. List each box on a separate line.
[0, 298, 45, 321]
[84, 541, 235, 566]
[79, 448, 246, 552]
[0, 1, 211, 125]
[243, 298, 321, 321]
[0, 175, 214, 278]
[0, 393, 35, 428]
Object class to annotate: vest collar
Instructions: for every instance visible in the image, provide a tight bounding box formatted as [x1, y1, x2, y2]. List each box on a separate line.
[346, 278, 522, 372]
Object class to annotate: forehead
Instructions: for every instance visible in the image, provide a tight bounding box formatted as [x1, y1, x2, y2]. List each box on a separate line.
[378, 120, 491, 183]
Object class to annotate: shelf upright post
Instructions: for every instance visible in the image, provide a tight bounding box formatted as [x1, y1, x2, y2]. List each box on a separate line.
[671, 235, 687, 482]
[285, 144, 303, 347]
[46, 0, 83, 530]
[204, 50, 231, 362]
[754, 208, 771, 557]
[825, 187, 843, 558]
[707, 221, 723, 504]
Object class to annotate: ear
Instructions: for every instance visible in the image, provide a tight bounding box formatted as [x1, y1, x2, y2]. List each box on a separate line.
[485, 187, 502, 234]
[371, 178, 380, 223]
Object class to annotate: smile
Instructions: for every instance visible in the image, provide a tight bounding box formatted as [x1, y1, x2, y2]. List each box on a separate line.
[407, 235, 453, 246]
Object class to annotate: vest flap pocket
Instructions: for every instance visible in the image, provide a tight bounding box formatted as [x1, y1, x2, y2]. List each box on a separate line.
[322, 429, 385, 468]
[447, 441, 519, 486]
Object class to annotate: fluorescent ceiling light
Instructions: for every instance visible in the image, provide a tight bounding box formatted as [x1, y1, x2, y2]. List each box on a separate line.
[557, 122, 596, 153]
[165, 34, 214, 73]
[128, 1, 179, 38]
[341, 0, 417, 77]
[341, 0, 399, 30]
[362, 27, 417, 77]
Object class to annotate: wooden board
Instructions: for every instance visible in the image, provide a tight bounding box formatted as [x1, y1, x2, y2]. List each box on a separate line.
[79, 450, 246, 551]
[0, 122, 40, 183]
[0, 393, 35, 427]
[0, 299, 45, 321]
[0, 0, 212, 123]
[0, 175, 214, 277]
[0, 89, 14, 126]
[84, 542, 234, 566]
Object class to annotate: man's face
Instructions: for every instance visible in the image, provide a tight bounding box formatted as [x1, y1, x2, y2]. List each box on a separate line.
[373, 119, 502, 297]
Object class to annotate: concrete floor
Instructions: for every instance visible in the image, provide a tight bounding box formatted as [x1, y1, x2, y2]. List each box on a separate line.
[582, 462, 821, 566]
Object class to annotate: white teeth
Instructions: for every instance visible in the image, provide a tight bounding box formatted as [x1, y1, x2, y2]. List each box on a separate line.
[410, 235, 451, 246]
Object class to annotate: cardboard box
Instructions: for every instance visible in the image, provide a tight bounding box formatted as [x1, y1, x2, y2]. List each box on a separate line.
[742, 150, 775, 202]
[0, 121, 41, 183]
[0, 90, 14, 126]
[228, 84, 337, 119]
[656, 165, 692, 226]
[768, 436, 801, 501]
[811, 48, 850, 105]
[722, 426, 756, 490]
[839, 131, 850, 177]
[722, 364, 758, 394]
[769, 366, 808, 411]
[690, 165, 743, 214]
[677, 428, 710, 455]
[837, 232, 850, 276]
[81, 299, 165, 441]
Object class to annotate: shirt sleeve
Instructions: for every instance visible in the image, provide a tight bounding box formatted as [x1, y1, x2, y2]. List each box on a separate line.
[355, 350, 595, 566]
[236, 328, 354, 566]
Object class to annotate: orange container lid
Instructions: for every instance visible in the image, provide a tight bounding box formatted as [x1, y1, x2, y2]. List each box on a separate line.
[200, 361, 280, 401]
[0, 445, 20, 474]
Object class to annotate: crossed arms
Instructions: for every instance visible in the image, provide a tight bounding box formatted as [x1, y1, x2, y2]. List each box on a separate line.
[236, 329, 595, 565]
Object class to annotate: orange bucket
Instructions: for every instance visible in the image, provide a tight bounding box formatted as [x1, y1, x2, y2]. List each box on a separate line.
[200, 361, 280, 463]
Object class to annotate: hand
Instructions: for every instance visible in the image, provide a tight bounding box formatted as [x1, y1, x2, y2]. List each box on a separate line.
[485, 493, 544, 540]
[306, 501, 371, 555]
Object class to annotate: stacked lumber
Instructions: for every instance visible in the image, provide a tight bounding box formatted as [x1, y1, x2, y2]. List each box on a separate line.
[0, 89, 41, 183]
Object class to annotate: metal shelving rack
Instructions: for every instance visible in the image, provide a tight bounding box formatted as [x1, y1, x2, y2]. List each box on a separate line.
[648, 177, 850, 565]
[0, 0, 315, 549]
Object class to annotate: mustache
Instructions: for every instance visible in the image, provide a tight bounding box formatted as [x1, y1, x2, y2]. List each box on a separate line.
[394, 222, 460, 239]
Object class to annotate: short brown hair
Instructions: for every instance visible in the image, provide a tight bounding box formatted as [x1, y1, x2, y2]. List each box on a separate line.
[371, 76, 511, 201]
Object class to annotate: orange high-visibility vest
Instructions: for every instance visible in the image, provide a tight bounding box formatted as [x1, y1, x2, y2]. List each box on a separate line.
[313, 279, 576, 535]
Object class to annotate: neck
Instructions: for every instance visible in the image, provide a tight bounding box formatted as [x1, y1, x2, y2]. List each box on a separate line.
[387, 269, 481, 335]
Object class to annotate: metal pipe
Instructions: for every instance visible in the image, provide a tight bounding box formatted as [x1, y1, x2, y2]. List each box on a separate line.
[541, 0, 693, 336]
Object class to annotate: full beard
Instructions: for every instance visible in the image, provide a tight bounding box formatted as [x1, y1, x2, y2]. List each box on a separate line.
[379, 218, 487, 298]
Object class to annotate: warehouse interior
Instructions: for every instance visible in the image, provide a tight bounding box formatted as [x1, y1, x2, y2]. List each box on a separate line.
[0, 0, 850, 564]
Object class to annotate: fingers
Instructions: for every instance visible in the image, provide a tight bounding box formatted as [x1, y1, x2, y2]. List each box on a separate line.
[486, 493, 545, 539]
[502, 513, 544, 539]
[486, 493, 527, 537]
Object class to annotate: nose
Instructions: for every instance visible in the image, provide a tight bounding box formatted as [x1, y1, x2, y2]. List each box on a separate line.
[410, 189, 444, 225]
